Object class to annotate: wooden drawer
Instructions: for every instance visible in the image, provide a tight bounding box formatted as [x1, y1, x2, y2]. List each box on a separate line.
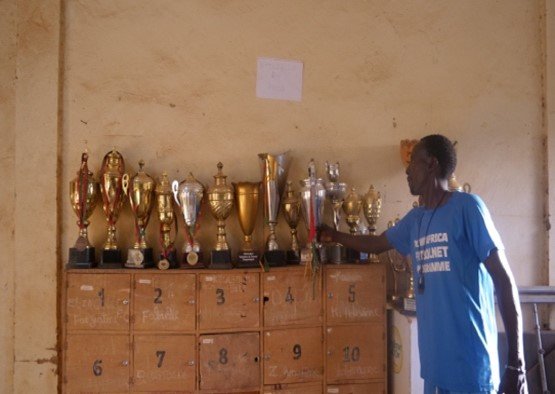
[65, 333, 130, 393]
[66, 273, 130, 331]
[199, 272, 260, 330]
[325, 266, 385, 323]
[133, 273, 196, 332]
[327, 382, 385, 393]
[326, 324, 385, 382]
[263, 269, 322, 327]
[199, 332, 261, 391]
[263, 382, 323, 393]
[263, 327, 323, 385]
[132, 334, 196, 392]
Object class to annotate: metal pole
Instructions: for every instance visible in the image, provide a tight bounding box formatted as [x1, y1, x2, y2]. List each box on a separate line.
[533, 303, 550, 394]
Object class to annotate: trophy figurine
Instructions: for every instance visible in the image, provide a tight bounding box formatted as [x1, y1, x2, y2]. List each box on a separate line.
[258, 151, 290, 266]
[125, 160, 155, 269]
[172, 172, 204, 268]
[68, 152, 99, 268]
[386, 219, 415, 312]
[233, 181, 261, 268]
[362, 185, 382, 263]
[324, 161, 348, 264]
[207, 162, 234, 269]
[98, 149, 129, 268]
[155, 172, 178, 270]
[282, 181, 301, 265]
[342, 187, 362, 263]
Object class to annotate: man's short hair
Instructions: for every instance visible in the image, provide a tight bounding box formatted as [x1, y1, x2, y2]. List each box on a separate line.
[420, 134, 457, 179]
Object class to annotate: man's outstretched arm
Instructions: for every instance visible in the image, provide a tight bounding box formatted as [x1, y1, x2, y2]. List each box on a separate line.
[318, 224, 393, 255]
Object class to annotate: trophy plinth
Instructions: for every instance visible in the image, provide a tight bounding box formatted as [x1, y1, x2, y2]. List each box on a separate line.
[263, 250, 287, 267]
[326, 244, 347, 265]
[126, 248, 155, 269]
[100, 249, 123, 268]
[236, 250, 260, 268]
[209, 250, 232, 269]
[158, 248, 177, 270]
[68, 247, 96, 269]
[324, 161, 348, 264]
[282, 181, 301, 265]
[181, 251, 204, 269]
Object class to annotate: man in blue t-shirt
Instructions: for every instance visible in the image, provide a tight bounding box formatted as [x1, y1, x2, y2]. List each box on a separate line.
[319, 134, 526, 394]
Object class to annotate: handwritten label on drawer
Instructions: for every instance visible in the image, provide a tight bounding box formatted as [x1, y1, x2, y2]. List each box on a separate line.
[80, 285, 93, 291]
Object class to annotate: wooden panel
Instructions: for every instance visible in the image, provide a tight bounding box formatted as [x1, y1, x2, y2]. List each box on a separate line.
[263, 269, 322, 327]
[66, 273, 130, 331]
[133, 273, 196, 331]
[326, 266, 385, 323]
[326, 383, 385, 393]
[263, 327, 323, 385]
[199, 332, 260, 391]
[263, 382, 323, 394]
[326, 324, 385, 382]
[132, 334, 196, 392]
[199, 272, 260, 330]
[65, 333, 130, 393]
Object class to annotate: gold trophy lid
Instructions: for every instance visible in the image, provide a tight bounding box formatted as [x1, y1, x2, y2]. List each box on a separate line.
[212, 162, 229, 186]
[156, 172, 172, 195]
[132, 160, 153, 184]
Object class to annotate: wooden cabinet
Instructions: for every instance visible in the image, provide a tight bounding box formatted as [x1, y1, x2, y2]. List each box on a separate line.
[63, 265, 386, 393]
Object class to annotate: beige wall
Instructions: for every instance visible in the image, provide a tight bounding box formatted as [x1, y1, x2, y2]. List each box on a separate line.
[1, 1, 552, 392]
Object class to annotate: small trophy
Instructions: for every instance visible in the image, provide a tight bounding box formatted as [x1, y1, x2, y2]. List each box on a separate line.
[233, 181, 261, 268]
[173, 173, 204, 268]
[207, 162, 234, 269]
[387, 219, 415, 313]
[68, 152, 99, 268]
[155, 172, 178, 270]
[125, 160, 155, 268]
[342, 187, 362, 263]
[324, 161, 348, 264]
[258, 151, 290, 266]
[98, 149, 129, 268]
[362, 185, 382, 263]
[282, 181, 301, 264]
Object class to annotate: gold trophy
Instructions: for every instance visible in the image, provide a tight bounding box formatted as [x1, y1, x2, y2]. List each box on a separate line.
[362, 185, 382, 263]
[400, 139, 419, 168]
[125, 160, 155, 268]
[99, 149, 129, 268]
[155, 172, 177, 270]
[324, 161, 348, 264]
[282, 181, 301, 264]
[386, 219, 416, 312]
[68, 152, 100, 268]
[207, 162, 234, 269]
[233, 181, 261, 268]
[342, 187, 362, 263]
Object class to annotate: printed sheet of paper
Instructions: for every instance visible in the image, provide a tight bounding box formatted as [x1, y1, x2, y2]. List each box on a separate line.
[256, 57, 303, 102]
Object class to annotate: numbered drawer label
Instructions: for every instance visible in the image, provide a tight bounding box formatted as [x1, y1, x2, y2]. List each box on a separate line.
[66, 273, 130, 330]
[133, 274, 196, 331]
[326, 266, 385, 323]
[263, 381, 323, 393]
[326, 324, 385, 382]
[133, 334, 195, 391]
[199, 332, 260, 391]
[263, 269, 322, 327]
[327, 383, 385, 393]
[199, 272, 260, 330]
[264, 327, 323, 385]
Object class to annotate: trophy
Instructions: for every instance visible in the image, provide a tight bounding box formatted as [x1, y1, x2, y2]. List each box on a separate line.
[324, 161, 348, 264]
[68, 152, 99, 268]
[98, 149, 129, 268]
[172, 172, 204, 268]
[233, 181, 261, 268]
[299, 159, 327, 266]
[258, 151, 290, 266]
[125, 160, 155, 268]
[282, 181, 301, 264]
[362, 185, 382, 263]
[155, 172, 178, 270]
[342, 187, 362, 263]
[207, 162, 234, 269]
[386, 219, 415, 312]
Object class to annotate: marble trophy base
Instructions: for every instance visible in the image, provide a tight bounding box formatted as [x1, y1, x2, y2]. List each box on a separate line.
[263, 250, 287, 267]
[180, 251, 204, 269]
[286, 250, 300, 265]
[209, 250, 233, 269]
[326, 243, 346, 264]
[68, 247, 97, 269]
[125, 248, 154, 269]
[236, 251, 260, 268]
[158, 249, 178, 270]
[99, 249, 123, 269]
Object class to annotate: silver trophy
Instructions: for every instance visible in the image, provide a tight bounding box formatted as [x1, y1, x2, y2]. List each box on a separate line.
[172, 172, 204, 268]
[324, 161, 348, 264]
[258, 151, 290, 266]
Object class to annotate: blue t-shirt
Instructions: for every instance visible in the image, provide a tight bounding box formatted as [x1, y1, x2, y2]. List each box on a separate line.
[385, 192, 503, 392]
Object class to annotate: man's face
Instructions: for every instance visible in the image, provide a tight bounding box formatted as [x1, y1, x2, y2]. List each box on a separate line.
[405, 143, 433, 196]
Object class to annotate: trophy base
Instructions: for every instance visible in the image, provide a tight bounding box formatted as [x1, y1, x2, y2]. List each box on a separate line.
[286, 250, 300, 265]
[326, 244, 346, 264]
[67, 247, 97, 269]
[158, 249, 178, 270]
[392, 297, 417, 315]
[346, 247, 360, 263]
[125, 248, 155, 269]
[99, 249, 123, 268]
[180, 251, 204, 269]
[263, 250, 287, 267]
[208, 250, 233, 269]
[236, 251, 260, 268]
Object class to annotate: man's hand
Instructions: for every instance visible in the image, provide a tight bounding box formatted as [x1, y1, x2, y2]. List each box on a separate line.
[317, 224, 335, 243]
[498, 367, 527, 394]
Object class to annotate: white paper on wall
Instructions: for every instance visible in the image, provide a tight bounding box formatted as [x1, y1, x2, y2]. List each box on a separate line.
[256, 57, 303, 102]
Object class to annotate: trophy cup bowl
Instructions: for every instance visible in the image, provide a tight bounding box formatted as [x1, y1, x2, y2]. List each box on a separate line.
[233, 181, 261, 268]
[362, 185, 382, 263]
[172, 172, 204, 268]
[68, 152, 99, 268]
[207, 162, 234, 269]
[156, 172, 177, 269]
[342, 187, 362, 263]
[282, 180, 301, 264]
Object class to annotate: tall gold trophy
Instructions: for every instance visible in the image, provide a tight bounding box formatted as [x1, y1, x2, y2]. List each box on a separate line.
[99, 149, 129, 268]
[68, 152, 99, 268]
[156, 172, 177, 270]
[342, 187, 362, 263]
[233, 181, 261, 268]
[362, 185, 382, 263]
[125, 160, 155, 268]
[207, 162, 234, 269]
[282, 181, 301, 264]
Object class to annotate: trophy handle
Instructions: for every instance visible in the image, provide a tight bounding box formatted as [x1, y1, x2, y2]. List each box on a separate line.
[122, 173, 129, 195]
[171, 180, 181, 207]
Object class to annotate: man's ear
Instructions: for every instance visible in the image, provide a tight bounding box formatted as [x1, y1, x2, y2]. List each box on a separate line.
[428, 156, 440, 173]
